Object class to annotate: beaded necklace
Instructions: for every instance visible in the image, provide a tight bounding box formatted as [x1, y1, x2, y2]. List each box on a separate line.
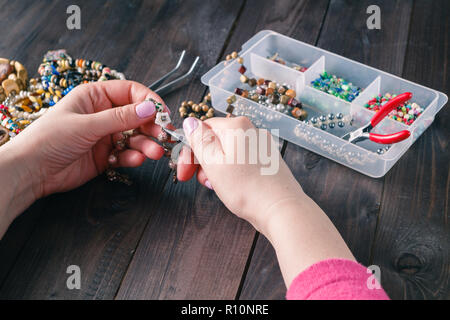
[0, 49, 125, 145]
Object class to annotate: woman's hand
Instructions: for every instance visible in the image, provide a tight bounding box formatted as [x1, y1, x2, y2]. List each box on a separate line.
[1, 80, 169, 210]
[176, 116, 304, 235]
[176, 116, 355, 287]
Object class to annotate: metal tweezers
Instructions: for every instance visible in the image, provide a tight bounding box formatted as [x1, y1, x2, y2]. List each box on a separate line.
[148, 50, 200, 96]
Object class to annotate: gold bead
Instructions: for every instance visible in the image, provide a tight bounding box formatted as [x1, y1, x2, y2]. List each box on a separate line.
[237, 57, 244, 64]
[226, 95, 237, 104]
[240, 75, 248, 83]
[285, 89, 296, 99]
[179, 106, 187, 114]
[231, 51, 238, 59]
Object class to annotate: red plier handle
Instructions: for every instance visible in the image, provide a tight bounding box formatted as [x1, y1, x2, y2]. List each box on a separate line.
[371, 92, 412, 127]
[368, 92, 412, 144]
[369, 131, 411, 144]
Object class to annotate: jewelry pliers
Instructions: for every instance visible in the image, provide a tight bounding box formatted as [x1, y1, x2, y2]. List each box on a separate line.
[341, 92, 412, 144]
[162, 127, 189, 146]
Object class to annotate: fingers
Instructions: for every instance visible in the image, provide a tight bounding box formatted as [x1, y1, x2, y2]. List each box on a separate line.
[70, 80, 167, 114]
[71, 80, 173, 138]
[176, 145, 198, 181]
[128, 134, 165, 160]
[183, 117, 224, 167]
[196, 167, 213, 190]
[87, 99, 158, 138]
[176, 145, 213, 190]
[109, 149, 146, 168]
[139, 121, 176, 140]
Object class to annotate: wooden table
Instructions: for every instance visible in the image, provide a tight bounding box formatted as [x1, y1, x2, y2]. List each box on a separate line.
[0, 0, 448, 300]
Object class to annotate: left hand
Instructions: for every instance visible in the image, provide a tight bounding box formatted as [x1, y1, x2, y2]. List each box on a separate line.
[4, 80, 169, 200]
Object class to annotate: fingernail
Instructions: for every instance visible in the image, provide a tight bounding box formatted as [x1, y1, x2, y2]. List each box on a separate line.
[205, 180, 213, 190]
[136, 100, 156, 119]
[183, 117, 199, 136]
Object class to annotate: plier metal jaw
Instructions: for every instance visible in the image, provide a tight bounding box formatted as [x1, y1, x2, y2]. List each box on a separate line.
[341, 92, 413, 145]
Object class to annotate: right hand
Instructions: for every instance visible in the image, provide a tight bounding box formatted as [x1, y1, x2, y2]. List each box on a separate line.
[177, 116, 304, 234]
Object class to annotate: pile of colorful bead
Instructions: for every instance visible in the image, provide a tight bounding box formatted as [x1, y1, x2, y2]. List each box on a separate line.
[364, 93, 423, 125]
[37, 49, 125, 107]
[0, 104, 21, 135]
[0, 49, 125, 136]
[225, 51, 307, 121]
[179, 92, 214, 120]
[231, 79, 307, 120]
[311, 71, 362, 102]
[0, 58, 28, 102]
[267, 53, 308, 72]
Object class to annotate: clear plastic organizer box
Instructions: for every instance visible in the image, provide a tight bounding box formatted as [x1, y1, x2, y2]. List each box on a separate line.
[201, 30, 448, 178]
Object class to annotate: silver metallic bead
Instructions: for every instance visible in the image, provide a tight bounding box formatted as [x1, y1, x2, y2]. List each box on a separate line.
[328, 122, 335, 129]
[328, 113, 335, 120]
[377, 148, 384, 155]
[320, 124, 327, 130]
[311, 117, 318, 125]
[319, 115, 327, 122]
[338, 121, 345, 127]
[336, 113, 344, 120]
[108, 154, 118, 164]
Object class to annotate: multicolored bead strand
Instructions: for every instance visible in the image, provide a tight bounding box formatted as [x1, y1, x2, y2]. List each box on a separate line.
[0, 49, 126, 134]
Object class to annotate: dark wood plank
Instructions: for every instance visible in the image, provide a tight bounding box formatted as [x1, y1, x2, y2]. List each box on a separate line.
[0, 0, 184, 299]
[0, 0, 74, 288]
[116, 0, 332, 301]
[1, 0, 247, 300]
[0, 199, 47, 286]
[370, 0, 450, 300]
[240, 0, 414, 299]
[231, 0, 330, 300]
[115, 0, 256, 300]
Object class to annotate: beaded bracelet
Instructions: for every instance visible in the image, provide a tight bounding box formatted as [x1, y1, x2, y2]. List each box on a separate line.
[0, 49, 126, 136]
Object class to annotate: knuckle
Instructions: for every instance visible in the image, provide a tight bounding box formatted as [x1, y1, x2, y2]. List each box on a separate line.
[198, 130, 217, 146]
[112, 107, 129, 129]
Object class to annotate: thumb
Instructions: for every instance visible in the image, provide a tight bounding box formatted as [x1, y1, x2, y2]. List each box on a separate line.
[88, 99, 157, 137]
[183, 117, 224, 167]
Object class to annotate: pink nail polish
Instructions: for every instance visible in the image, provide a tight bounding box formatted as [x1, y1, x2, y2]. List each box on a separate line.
[136, 100, 156, 119]
[183, 117, 199, 136]
[205, 180, 213, 190]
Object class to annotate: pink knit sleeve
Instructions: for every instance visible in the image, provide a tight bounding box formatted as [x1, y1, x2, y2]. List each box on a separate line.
[286, 258, 389, 300]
